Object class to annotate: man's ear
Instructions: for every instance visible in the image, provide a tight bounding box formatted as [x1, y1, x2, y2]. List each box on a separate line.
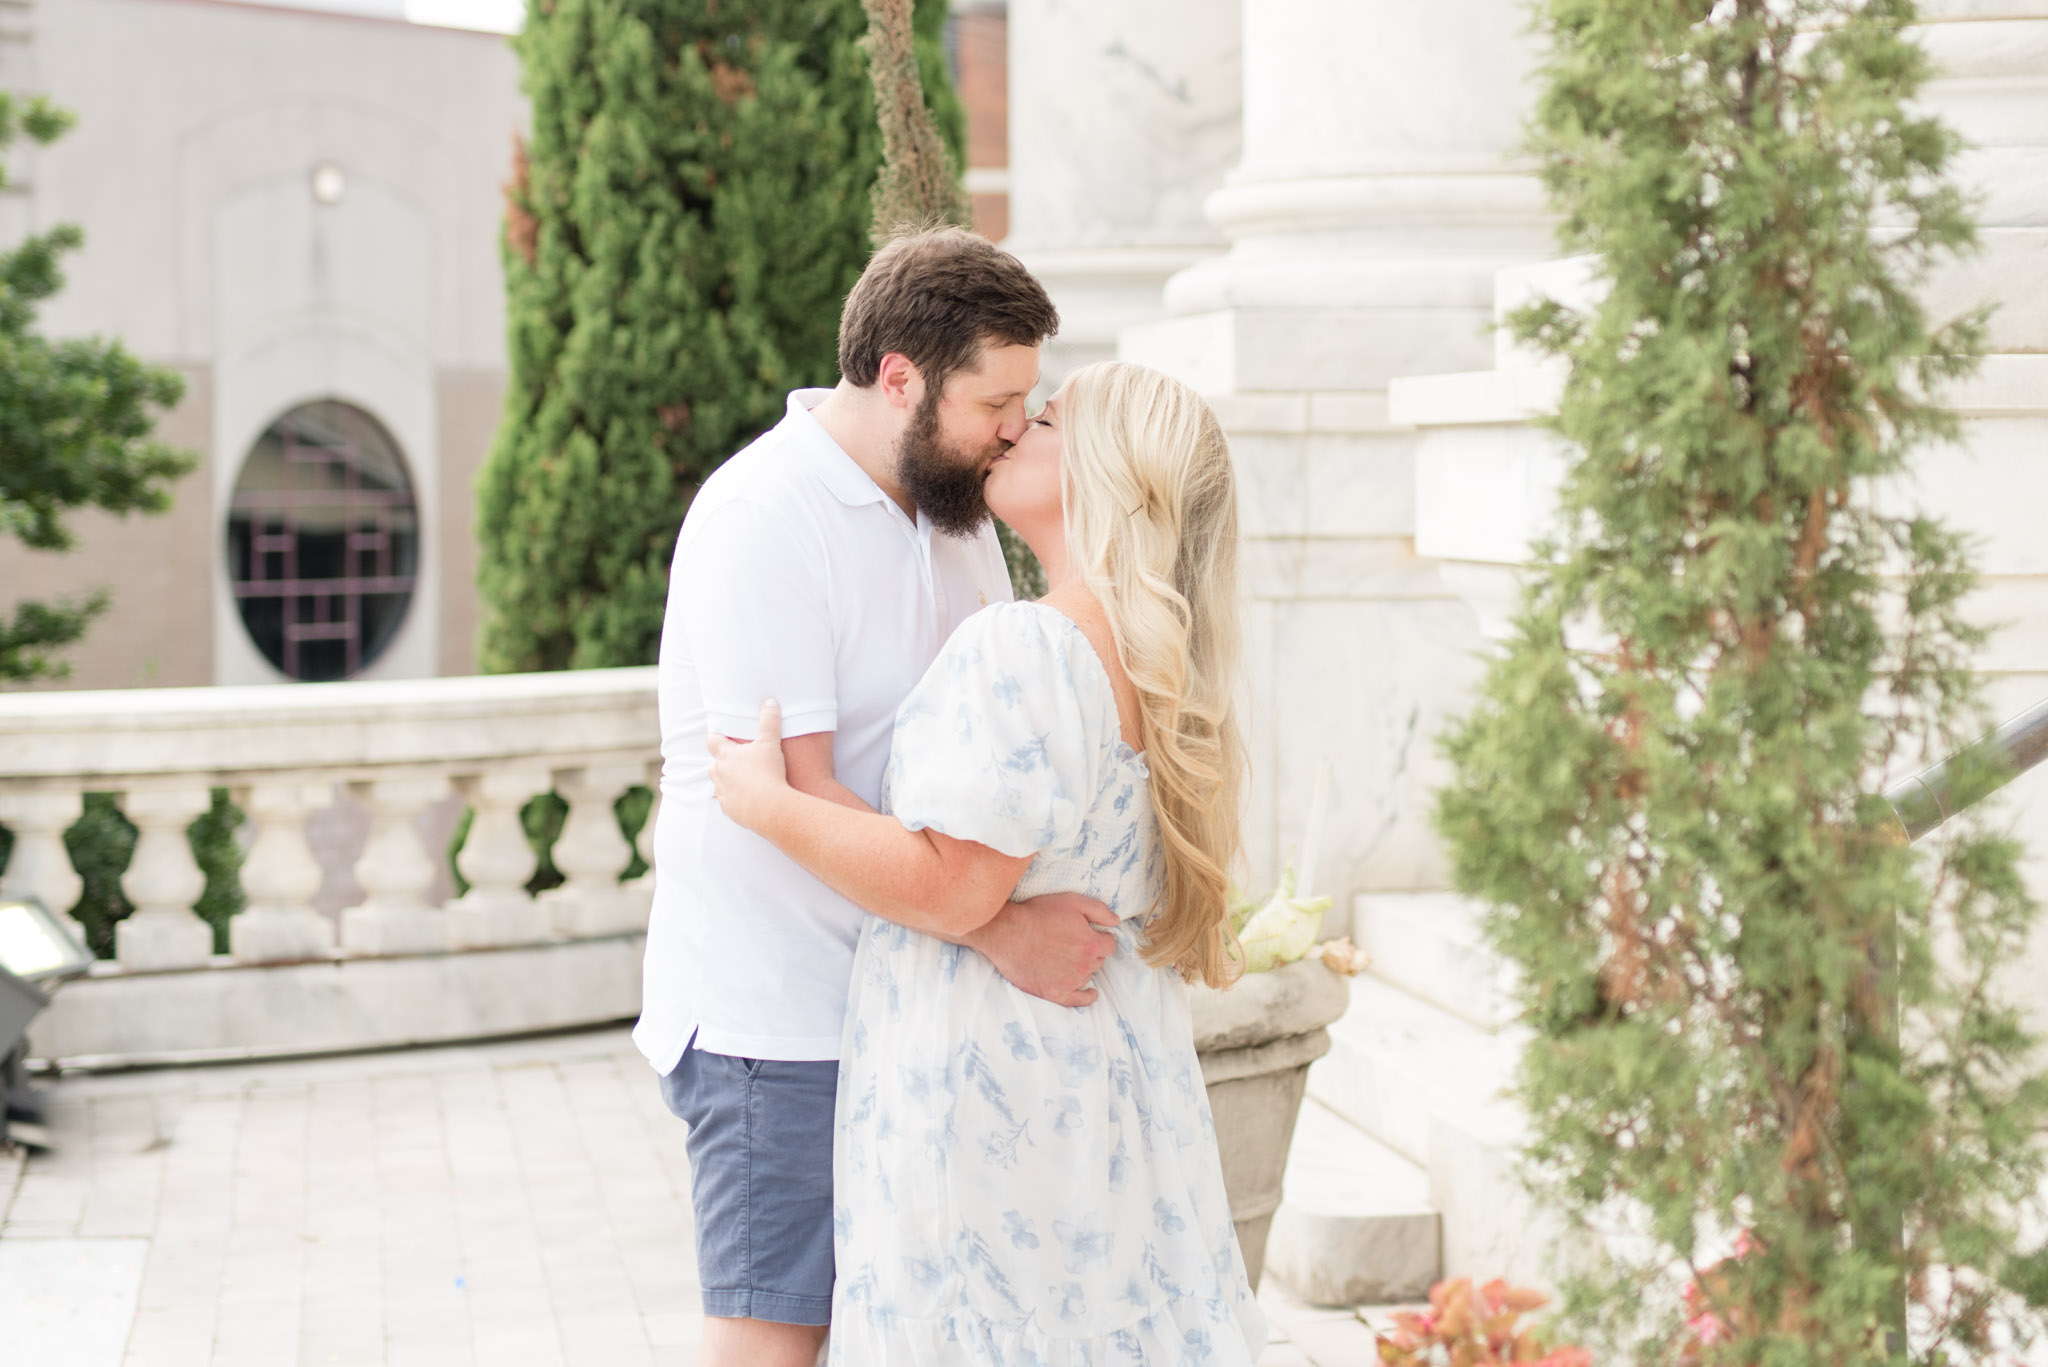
[875, 352, 923, 412]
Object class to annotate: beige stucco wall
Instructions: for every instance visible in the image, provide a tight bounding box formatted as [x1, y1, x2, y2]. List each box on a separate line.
[435, 368, 506, 680]
[0, 0, 522, 689]
[0, 364, 216, 689]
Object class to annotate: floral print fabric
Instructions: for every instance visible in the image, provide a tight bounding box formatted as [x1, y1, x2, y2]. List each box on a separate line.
[828, 602, 1266, 1366]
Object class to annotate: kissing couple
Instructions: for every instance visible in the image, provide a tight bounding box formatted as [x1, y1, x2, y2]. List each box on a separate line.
[634, 227, 1268, 1366]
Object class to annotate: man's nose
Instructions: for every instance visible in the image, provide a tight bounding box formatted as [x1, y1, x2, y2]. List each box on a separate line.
[995, 405, 1029, 444]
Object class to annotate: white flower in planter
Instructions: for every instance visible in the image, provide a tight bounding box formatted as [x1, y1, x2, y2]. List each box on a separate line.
[1234, 860, 1333, 974]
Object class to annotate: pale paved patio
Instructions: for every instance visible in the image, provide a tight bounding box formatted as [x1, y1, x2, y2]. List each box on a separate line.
[0, 1026, 1381, 1366]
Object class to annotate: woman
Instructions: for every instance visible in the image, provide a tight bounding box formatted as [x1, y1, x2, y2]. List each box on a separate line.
[706, 360, 1265, 1364]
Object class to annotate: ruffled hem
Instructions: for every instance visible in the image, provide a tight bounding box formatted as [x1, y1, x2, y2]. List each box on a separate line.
[826, 1293, 1267, 1367]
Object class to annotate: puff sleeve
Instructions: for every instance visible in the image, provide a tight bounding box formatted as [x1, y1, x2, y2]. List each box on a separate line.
[882, 603, 1104, 858]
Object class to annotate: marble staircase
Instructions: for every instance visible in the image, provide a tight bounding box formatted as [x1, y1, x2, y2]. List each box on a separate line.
[1266, 892, 1556, 1305]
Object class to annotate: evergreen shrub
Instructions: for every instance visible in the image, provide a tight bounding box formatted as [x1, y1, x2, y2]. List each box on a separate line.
[1436, 0, 2048, 1360]
[478, 0, 964, 672]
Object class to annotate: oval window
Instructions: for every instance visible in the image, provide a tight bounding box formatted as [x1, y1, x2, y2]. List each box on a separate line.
[226, 401, 419, 681]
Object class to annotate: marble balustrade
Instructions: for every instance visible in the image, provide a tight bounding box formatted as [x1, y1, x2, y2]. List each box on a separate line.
[0, 667, 661, 974]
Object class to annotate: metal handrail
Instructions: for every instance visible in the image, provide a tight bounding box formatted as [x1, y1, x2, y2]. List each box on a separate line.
[1884, 696, 2048, 843]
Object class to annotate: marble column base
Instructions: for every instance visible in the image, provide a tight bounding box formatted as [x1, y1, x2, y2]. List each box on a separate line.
[446, 891, 553, 949]
[115, 911, 214, 972]
[539, 885, 645, 940]
[229, 907, 337, 963]
[339, 903, 450, 957]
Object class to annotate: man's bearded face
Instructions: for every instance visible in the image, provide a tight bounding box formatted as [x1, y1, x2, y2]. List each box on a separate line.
[896, 382, 1004, 538]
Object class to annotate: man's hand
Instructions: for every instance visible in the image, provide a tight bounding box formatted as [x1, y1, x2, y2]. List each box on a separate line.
[963, 892, 1119, 1007]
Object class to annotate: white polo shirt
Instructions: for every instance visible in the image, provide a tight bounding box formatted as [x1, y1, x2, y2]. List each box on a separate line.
[633, 389, 1014, 1070]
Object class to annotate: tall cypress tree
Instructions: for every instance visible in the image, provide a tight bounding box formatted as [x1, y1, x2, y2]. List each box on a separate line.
[1436, 0, 2048, 1360]
[480, 0, 962, 672]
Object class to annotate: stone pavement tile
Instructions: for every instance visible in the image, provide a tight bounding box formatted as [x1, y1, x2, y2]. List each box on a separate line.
[1259, 1347, 1318, 1367]
[89, 1095, 168, 1153]
[470, 1311, 568, 1366]
[0, 1235, 150, 1367]
[1260, 1279, 1385, 1366]
[6, 1170, 89, 1232]
[1282, 1312, 1384, 1365]
[388, 1342, 477, 1367]
[641, 1310, 701, 1349]
[120, 1330, 215, 1367]
[297, 1291, 384, 1365]
[556, 1313, 655, 1367]
[210, 1311, 304, 1367]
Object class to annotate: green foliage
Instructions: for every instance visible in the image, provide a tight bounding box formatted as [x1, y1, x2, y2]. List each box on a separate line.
[189, 790, 247, 955]
[997, 519, 1046, 600]
[0, 93, 196, 683]
[478, 0, 962, 672]
[43, 791, 242, 959]
[1434, 1, 2048, 1362]
[522, 791, 568, 895]
[63, 794, 136, 958]
[616, 783, 653, 880]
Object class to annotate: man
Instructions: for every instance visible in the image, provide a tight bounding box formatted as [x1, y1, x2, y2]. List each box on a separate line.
[634, 228, 1117, 1367]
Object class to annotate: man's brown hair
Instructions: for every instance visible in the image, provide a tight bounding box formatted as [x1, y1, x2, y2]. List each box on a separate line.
[837, 227, 1059, 392]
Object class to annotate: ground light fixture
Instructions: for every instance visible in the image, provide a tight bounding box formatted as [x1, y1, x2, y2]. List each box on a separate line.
[0, 897, 94, 1150]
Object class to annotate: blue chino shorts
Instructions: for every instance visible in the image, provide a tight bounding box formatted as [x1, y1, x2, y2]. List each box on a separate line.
[659, 1036, 839, 1326]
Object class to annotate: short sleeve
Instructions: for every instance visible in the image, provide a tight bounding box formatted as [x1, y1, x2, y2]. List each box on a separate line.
[673, 498, 838, 739]
[884, 604, 1102, 858]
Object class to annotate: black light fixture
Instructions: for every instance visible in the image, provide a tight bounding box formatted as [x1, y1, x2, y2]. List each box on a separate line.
[0, 897, 93, 1150]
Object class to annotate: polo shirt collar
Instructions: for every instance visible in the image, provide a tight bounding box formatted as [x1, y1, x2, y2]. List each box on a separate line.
[785, 389, 889, 508]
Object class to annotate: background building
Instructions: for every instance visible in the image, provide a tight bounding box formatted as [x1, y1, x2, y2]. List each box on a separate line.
[0, 0, 522, 688]
[0, 0, 1013, 690]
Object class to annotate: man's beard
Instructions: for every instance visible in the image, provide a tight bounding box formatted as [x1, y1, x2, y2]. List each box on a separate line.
[897, 388, 998, 538]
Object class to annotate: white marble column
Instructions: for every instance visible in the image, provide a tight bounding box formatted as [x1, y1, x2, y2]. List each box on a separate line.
[0, 789, 84, 936]
[341, 774, 453, 956]
[1004, 0, 1242, 383]
[231, 781, 336, 962]
[1907, 2, 2048, 1038]
[1118, 0, 1554, 905]
[447, 767, 554, 949]
[540, 762, 645, 938]
[115, 786, 217, 971]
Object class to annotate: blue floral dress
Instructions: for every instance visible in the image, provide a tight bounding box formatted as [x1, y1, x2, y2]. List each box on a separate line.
[828, 601, 1267, 1366]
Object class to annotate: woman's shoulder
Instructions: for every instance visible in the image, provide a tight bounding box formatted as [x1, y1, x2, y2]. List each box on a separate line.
[941, 600, 1076, 670]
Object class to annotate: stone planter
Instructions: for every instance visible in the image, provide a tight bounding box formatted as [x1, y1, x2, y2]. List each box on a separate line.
[1192, 956, 1352, 1288]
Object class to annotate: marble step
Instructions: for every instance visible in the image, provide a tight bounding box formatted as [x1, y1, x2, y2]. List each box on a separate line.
[1265, 1097, 1440, 1306]
[1351, 891, 1517, 1030]
[1307, 972, 1521, 1169]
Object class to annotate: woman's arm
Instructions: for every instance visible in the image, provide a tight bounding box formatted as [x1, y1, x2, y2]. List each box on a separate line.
[709, 700, 1033, 938]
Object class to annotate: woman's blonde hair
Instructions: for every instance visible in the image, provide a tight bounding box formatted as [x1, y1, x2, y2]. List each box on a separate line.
[1060, 361, 1246, 988]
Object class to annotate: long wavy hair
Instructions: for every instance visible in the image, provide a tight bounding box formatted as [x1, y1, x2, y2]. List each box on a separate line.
[1060, 362, 1246, 988]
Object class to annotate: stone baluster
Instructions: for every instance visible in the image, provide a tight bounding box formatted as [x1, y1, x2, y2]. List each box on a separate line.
[541, 761, 646, 938]
[115, 786, 217, 971]
[631, 770, 660, 907]
[447, 767, 553, 949]
[0, 789, 86, 939]
[341, 774, 453, 956]
[230, 781, 336, 963]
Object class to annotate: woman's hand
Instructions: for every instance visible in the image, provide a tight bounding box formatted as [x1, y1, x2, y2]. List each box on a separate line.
[706, 699, 792, 834]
